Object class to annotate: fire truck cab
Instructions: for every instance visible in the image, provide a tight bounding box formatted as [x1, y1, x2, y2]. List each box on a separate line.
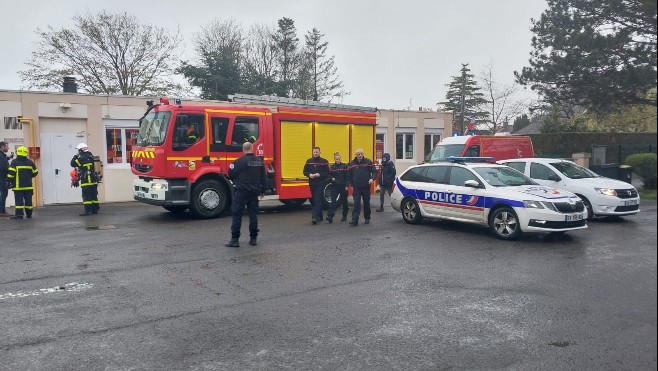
[131, 94, 377, 218]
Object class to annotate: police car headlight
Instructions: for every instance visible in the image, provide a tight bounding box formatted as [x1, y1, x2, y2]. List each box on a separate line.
[523, 200, 545, 209]
[595, 188, 617, 197]
[151, 183, 168, 190]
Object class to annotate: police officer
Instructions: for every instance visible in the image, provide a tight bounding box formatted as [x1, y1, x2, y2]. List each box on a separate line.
[348, 148, 377, 226]
[70, 143, 99, 216]
[225, 142, 267, 248]
[326, 152, 349, 223]
[7, 146, 38, 219]
[303, 147, 330, 225]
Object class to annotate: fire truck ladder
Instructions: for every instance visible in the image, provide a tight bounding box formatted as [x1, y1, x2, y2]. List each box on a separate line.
[228, 93, 378, 113]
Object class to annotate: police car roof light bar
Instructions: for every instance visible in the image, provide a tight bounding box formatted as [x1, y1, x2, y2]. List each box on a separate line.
[446, 156, 495, 163]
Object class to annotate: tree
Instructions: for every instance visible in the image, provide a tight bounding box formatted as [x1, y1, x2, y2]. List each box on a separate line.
[242, 23, 279, 96]
[515, 0, 657, 113]
[477, 62, 533, 133]
[440, 64, 488, 134]
[272, 17, 300, 97]
[512, 114, 532, 133]
[296, 28, 348, 102]
[20, 10, 182, 96]
[179, 18, 244, 101]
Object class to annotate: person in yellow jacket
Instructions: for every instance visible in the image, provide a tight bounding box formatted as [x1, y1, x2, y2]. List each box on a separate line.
[70, 143, 99, 216]
[7, 146, 38, 219]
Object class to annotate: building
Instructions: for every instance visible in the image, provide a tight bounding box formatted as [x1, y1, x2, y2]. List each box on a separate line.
[1, 89, 452, 206]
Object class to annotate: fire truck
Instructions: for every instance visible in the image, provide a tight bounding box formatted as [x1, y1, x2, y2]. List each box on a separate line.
[131, 94, 378, 218]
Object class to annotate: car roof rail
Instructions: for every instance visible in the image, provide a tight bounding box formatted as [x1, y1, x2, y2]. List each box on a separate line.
[445, 156, 495, 164]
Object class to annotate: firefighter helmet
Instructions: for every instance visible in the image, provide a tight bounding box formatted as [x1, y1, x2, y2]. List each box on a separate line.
[16, 146, 28, 156]
[76, 143, 88, 151]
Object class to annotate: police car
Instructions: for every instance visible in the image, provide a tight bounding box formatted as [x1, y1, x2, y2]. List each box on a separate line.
[390, 157, 588, 240]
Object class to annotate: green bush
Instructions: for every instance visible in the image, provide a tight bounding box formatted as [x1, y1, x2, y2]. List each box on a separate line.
[625, 153, 657, 189]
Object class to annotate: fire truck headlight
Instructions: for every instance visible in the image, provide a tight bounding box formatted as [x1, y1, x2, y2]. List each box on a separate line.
[151, 183, 168, 190]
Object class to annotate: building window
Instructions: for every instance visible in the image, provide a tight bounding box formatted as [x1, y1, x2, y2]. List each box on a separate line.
[103, 119, 139, 167]
[424, 133, 441, 159]
[395, 132, 415, 160]
[105, 128, 139, 165]
[376, 132, 386, 162]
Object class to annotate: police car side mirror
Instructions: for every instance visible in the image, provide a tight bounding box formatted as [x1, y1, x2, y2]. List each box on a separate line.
[548, 174, 561, 182]
[464, 180, 481, 188]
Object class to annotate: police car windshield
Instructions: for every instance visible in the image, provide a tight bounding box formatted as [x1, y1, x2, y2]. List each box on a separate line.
[474, 166, 537, 187]
[429, 144, 464, 162]
[550, 161, 599, 179]
[137, 111, 171, 146]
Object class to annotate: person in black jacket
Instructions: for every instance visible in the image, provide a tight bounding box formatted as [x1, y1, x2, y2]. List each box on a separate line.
[70, 143, 99, 216]
[376, 152, 396, 212]
[303, 147, 330, 225]
[348, 148, 377, 226]
[326, 152, 349, 223]
[7, 146, 38, 219]
[225, 142, 267, 248]
[0, 141, 12, 217]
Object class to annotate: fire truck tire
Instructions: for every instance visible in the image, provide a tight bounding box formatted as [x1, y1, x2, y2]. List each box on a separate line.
[162, 205, 187, 214]
[189, 179, 228, 218]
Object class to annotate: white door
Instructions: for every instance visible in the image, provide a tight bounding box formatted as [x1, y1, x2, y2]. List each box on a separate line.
[40, 133, 82, 204]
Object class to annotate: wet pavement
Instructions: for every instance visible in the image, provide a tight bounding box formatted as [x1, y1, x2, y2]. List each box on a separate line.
[1, 199, 656, 370]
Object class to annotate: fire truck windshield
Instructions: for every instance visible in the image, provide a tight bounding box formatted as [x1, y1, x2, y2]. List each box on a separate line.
[428, 144, 465, 162]
[137, 111, 171, 146]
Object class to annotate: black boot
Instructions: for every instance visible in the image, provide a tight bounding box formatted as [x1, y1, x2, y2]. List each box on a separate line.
[249, 237, 258, 246]
[225, 238, 240, 248]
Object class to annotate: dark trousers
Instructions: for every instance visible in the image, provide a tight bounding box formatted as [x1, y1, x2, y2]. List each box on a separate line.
[309, 182, 325, 221]
[328, 184, 349, 219]
[81, 185, 99, 213]
[0, 183, 7, 213]
[13, 190, 33, 217]
[231, 189, 260, 239]
[379, 184, 394, 208]
[351, 184, 372, 222]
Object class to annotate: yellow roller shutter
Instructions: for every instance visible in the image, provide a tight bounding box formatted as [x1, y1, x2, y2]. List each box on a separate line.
[351, 124, 375, 160]
[315, 123, 349, 161]
[281, 121, 312, 180]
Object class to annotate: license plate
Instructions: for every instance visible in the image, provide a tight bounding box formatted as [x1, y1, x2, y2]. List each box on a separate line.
[565, 213, 583, 222]
[136, 191, 145, 198]
[624, 200, 638, 206]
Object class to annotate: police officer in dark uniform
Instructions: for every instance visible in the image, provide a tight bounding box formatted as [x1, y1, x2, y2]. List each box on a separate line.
[326, 151, 350, 223]
[7, 146, 38, 219]
[303, 147, 330, 225]
[71, 143, 100, 216]
[225, 142, 267, 248]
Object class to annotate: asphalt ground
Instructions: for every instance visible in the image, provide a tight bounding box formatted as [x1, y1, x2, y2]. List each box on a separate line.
[1, 198, 656, 370]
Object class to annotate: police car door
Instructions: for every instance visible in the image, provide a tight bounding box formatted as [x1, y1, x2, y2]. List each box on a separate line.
[418, 165, 450, 217]
[445, 166, 486, 222]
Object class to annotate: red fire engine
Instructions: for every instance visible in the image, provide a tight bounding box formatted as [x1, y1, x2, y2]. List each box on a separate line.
[131, 94, 378, 218]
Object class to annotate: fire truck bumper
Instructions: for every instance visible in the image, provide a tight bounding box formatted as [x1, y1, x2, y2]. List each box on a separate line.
[133, 178, 191, 206]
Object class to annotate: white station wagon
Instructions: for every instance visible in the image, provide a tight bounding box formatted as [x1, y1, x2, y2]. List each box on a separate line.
[499, 158, 640, 219]
[390, 158, 588, 240]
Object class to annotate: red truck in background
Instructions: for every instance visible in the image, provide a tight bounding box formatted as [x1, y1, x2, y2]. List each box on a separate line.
[426, 134, 534, 163]
[130, 94, 377, 218]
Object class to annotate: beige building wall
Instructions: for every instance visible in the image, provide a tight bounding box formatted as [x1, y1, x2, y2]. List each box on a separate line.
[1, 89, 453, 206]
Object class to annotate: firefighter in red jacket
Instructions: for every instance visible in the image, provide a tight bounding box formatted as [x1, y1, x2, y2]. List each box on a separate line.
[70, 143, 99, 216]
[7, 146, 38, 219]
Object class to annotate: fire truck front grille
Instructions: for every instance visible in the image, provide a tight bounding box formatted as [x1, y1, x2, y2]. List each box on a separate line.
[133, 164, 152, 173]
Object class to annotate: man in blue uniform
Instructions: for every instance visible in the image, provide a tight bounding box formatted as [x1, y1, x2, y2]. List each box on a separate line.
[225, 142, 267, 248]
[303, 147, 330, 225]
[376, 152, 396, 212]
[348, 148, 377, 226]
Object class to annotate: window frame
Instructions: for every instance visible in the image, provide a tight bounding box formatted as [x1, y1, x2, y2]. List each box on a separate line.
[395, 130, 416, 161]
[103, 120, 139, 169]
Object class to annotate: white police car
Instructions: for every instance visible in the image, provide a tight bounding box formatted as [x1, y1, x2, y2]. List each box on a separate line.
[390, 157, 588, 240]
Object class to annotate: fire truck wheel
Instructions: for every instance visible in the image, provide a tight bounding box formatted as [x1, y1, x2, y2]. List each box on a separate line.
[190, 179, 228, 218]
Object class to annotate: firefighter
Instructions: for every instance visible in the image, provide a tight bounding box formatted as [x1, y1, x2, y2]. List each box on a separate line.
[326, 151, 349, 223]
[225, 142, 267, 248]
[70, 143, 100, 216]
[7, 146, 38, 219]
[185, 126, 198, 143]
[303, 147, 330, 225]
[347, 148, 377, 226]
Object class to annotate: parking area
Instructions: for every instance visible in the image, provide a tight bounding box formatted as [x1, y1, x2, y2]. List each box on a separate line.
[1, 199, 656, 370]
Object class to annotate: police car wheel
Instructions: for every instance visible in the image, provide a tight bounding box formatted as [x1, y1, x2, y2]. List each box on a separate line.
[488, 207, 521, 240]
[401, 198, 423, 224]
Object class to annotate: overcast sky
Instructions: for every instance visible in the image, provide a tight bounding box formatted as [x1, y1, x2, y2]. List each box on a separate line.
[1, 0, 547, 110]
